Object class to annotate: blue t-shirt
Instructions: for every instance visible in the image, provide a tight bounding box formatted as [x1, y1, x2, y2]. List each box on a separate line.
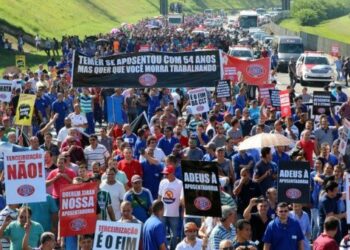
[263, 217, 304, 250]
[233, 153, 254, 179]
[254, 160, 277, 195]
[28, 194, 58, 231]
[141, 161, 163, 200]
[51, 100, 68, 122]
[272, 152, 290, 168]
[319, 194, 340, 232]
[122, 133, 138, 150]
[35, 96, 49, 118]
[134, 138, 146, 159]
[157, 136, 179, 156]
[148, 95, 161, 118]
[124, 188, 153, 223]
[143, 215, 167, 250]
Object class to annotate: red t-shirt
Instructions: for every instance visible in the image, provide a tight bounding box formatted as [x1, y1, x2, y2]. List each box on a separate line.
[299, 139, 315, 167]
[47, 168, 77, 199]
[117, 159, 143, 187]
[313, 233, 338, 250]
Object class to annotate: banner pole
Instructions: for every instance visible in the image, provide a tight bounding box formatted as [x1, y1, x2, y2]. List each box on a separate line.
[26, 203, 29, 225]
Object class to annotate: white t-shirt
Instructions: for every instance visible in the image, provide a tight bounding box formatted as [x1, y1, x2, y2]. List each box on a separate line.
[139, 147, 165, 163]
[100, 181, 125, 220]
[67, 113, 87, 132]
[158, 178, 183, 217]
[57, 126, 69, 143]
[171, 92, 181, 111]
[175, 238, 203, 250]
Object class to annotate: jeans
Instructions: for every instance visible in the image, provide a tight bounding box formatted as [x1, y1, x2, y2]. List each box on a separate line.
[162, 216, 179, 250]
[311, 208, 319, 240]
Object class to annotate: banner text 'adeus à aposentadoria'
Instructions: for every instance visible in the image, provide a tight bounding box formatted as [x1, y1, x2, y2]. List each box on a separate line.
[72, 50, 221, 88]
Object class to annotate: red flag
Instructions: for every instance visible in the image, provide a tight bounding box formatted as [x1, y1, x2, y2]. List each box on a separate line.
[59, 182, 98, 236]
[222, 53, 271, 86]
[280, 90, 291, 117]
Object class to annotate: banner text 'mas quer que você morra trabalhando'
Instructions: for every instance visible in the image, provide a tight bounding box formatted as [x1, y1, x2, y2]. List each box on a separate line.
[72, 50, 222, 88]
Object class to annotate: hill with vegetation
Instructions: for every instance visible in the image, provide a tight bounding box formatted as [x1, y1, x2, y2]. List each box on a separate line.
[280, 15, 350, 43]
[0, 0, 279, 38]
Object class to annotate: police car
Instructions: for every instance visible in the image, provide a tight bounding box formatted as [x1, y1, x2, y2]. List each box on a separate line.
[296, 51, 334, 86]
[228, 46, 254, 60]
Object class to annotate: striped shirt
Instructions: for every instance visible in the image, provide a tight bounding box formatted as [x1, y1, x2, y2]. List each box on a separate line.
[84, 144, 110, 169]
[79, 94, 93, 113]
[0, 206, 18, 250]
[97, 190, 112, 220]
[209, 224, 236, 250]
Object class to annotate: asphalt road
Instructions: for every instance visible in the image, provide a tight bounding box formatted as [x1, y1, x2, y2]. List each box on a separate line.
[275, 72, 350, 96]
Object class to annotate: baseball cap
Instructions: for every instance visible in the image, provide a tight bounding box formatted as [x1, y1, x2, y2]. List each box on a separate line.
[131, 175, 142, 183]
[184, 222, 198, 232]
[162, 165, 175, 175]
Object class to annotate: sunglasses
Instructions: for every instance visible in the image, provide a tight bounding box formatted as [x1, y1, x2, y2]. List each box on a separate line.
[278, 210, 289, 213]
[221, 247, 234, 250]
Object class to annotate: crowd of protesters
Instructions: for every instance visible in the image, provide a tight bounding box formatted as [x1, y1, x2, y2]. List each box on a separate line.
[1, 13, 350, 250]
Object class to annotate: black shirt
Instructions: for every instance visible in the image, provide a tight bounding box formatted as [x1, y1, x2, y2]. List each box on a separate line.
[234, 180, 261, 215]
[250, 213, 271, 250]
[240, 119, 255, 137]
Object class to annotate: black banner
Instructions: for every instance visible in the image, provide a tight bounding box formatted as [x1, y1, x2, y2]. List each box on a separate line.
[215, 80, 231, 102]
[269, 89, 281, 110]
[72, 50, 221, 88]
[181, 160, 222, 217]
[277, 161, 310, 204]
[313, 91, 331, 115]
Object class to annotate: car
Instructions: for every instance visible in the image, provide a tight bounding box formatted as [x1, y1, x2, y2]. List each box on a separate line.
[296, 51, 334, 86]
[228, 46, 254, 60]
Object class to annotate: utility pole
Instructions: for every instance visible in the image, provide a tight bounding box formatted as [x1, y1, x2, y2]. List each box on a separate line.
[160, 0, 168, 16]
[282, 0, 290, 10]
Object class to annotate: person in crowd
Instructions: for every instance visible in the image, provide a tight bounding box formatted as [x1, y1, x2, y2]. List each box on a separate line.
[0, 207, 44, 250]
[117, 147, 143, 187]
[117, 201, 142, 224]
[157, 126, 179, 156]
[253, 147, 277, 195]
[243, 198, 271, 250]
[289, 203, 311, 250]
[313, 216, 340, 250]
[124, 175, 153, 223]
[209, 205, 236, 250]
[84, 134, 110, 170]
[158, 165, 183, 250]
[99, 167, 125, 220]
[143, 200, 167, 250]
[233, 168, 261, 217]
[232, 219, 257, 249]
[22, 231, 56, 250]
[233, 149, 255, 179]
[175, 222, 205, 250]
[263, 202, 304, 250]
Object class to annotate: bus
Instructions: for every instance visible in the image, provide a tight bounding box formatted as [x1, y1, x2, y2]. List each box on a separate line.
[238, 10, 258, 30]
[168, 14, 183, 26]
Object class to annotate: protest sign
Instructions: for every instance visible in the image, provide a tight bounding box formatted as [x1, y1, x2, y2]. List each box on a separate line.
[60, 182, 98, 236]
[339, 118, 350, 155]
[280, 90, 291, 117]
[15, 94, 36, 126]
[313, 91, 331, 115]
[277, 161, 310, 204]
[269, 89, 281, 110]
[15, 55, 26, 68]
[181, 160, 222, 217]
[188, 88, 209, 115]
[139, 45, 150, 52]
[215, 80, 231, 102]
[346, 173, 350, 224]
[73, 50, 221, 88]
[93, 221, 141, 250]
[222, 53, 270, 86]
[258, 84, 274, 106]
[331, 44, 339, 57]
[0, 79, 13, 103]
[4, 151, 46, 204]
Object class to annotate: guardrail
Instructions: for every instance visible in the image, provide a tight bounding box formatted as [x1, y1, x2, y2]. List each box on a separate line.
[264, 21, 350, 56]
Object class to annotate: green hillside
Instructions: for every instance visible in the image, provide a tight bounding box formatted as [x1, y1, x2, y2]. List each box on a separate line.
[0, 0, 279, 38]
[280, 15, 350, 43]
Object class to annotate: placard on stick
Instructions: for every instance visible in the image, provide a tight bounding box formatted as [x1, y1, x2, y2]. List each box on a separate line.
[313, 91, 331, 115]
[277, 161, 310, 204]
[269, 89, 281, 110]
[215, 80, 231, 102]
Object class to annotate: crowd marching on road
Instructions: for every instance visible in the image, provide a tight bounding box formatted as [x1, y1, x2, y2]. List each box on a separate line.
[1, 10, 350, 250]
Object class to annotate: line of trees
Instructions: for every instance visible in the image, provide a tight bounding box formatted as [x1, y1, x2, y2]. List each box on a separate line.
[291, 0, 350, 25]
